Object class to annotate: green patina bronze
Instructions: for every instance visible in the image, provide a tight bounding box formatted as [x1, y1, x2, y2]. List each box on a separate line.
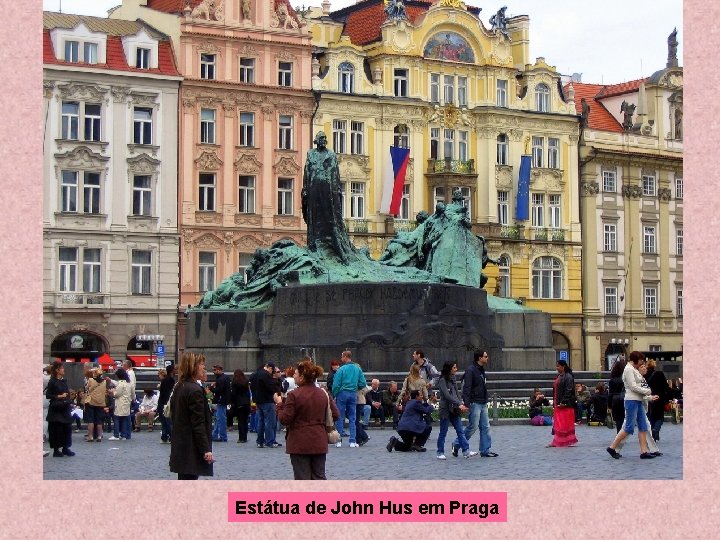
[197, 134, 521, 311]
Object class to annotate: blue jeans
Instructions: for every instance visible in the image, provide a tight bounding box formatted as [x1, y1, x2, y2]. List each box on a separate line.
[249, 411, 257, 432]
[623, 400, 649, 434]
[335, 390, 357, 443]
[114, 415, 131, 439]
[256, 403, 276, 446]
[363, 404, 371, 426]
[212, 405, 227, 441]
[438, 415, 469, 455]
[454, 402, 491, 453]
[355, 404, 368, 443]
[159, 411, 172, 441]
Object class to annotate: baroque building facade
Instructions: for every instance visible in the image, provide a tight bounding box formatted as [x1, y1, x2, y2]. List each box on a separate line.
[574, 61, 683, 370]
[111, 1, 315, 350]
[42, 13, 181, 365]
[308, 0, 583, 366]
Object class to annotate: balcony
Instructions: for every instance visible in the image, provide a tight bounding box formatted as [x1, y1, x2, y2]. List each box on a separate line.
[531, 227, 566, 241]
[393, 219, 417, 233]
[345, 218, 369, 233]
[499, 225, 521, 240]
[426, 158, 475, 174]
[54, 292, 108, 308]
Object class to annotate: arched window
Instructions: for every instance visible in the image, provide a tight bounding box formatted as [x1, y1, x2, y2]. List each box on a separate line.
[532, 256, 562, 299]
[497, 254, 510, 297]
[535, 83, 550, 112]
[338, 62, 354, 94]
[394, 124, 409, 148]
[496, 133, 508, 165]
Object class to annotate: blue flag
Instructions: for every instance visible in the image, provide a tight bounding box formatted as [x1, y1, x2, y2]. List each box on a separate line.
[515, 155, 531, 221]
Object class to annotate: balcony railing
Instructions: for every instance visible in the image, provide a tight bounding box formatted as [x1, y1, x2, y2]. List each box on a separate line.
[55, 292, 108, 307]
[531, 227, 565, 241]
[345, 218, 369, 233]
[393, 219, 417, 233]
[427, 158, 475, 174]
[499, 225, 521, 239]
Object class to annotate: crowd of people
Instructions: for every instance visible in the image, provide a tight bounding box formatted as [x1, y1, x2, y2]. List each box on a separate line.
[43, 347, 682, 477]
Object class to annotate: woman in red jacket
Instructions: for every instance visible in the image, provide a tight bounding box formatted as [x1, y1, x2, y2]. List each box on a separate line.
[274, 360, 339, 480]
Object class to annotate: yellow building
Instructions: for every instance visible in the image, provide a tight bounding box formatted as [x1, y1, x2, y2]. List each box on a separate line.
[308, 0, 583, 366]
[574, 53, 683, 370]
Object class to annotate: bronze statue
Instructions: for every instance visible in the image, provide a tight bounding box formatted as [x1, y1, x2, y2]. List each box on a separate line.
[667, 27, 678, 68]
[580, 98, 590, 129]
[384, 0, 407, 21]
[620, 100, 636, 131]
[490, 6, 509, 39]
[302, 131, 356, 264]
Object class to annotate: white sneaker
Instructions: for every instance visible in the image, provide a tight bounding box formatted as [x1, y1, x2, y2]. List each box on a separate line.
[335, 441, 342, 448]
[108, 436, 120, 441]
[463, 451, 478, 458]
[437, 454, 447, 460]
[349, 442, 359, 448]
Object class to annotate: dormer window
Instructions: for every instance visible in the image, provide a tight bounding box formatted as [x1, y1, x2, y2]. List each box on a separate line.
[84, 43, 98, 64]
[64, 41, 79, 62]
[136, 47, 150, 69]
[338, 62, 354, 93]
[535, 83, 550, 112]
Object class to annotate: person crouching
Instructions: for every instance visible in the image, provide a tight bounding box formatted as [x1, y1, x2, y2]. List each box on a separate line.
[386, 390, 433, 452]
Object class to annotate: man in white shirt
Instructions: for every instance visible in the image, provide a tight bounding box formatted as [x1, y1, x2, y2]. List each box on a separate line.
[135, 388, 159, 431]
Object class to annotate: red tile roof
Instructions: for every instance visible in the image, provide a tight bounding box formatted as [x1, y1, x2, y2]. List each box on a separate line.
[43, 29, 180, 77]
[146, 0, 202, 14]
[567, 82, 623, 133]
[596, 78, 645, 99]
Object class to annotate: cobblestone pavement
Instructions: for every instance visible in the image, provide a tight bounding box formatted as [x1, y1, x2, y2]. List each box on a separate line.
[43, 422, 682, 481]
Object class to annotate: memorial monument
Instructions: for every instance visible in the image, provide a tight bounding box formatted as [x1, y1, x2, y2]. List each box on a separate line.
[186, 133, 556, 371]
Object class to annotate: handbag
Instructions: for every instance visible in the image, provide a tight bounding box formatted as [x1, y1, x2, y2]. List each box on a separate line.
[324, 390, 340, 444]
[605, 415, 614, 429]
[163, 383, 177, 418]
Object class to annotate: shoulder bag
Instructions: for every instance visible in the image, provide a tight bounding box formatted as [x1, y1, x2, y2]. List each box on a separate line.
[163, 383, 178, 418]
[324, 390, 340, 444]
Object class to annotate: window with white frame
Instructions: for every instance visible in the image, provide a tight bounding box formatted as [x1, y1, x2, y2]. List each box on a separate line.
[532, 256, 562, 299]
[497, 255, 510, 297]
[278, 61, 292, 87]
[58, 247, 101, 293]
[239, 112, 254, 147]
[676, 288, 683, 317]
[136, 47, 150, 69]
[131, 250, 151, 295]
[497, 191, 509, 225]
[458, 131, 468, 162]
[61, 102, 101, 141]
[60, 170, 101, 214]
[394, 68, 408, 97]
[649, 344, 662, 352]
[351, 121, 364, 155]
[394, 124, 409, 148]
[548, 138, 560, 169]
[200, 53, 216, 80]
[602, 169, 617, 192]
[239, 57, 255, 83]
[644, 286, 657, 316]
[605, 286, 618, 315]
[238, 253, 253, 283]
[642, 174, 656, 196]
[603, 223, 617, 252]
[133, 107, 152, 145]
[535, 83, 550, 112]
[132, 175, 152, 216]
[332, 120, 347, 154]
[400, 184, 410, 220]
[198, 173, 216, 211]
[531, 193, 544, 228]
[458, 77, 467, 107]
[64, 40, 79, 62]
[350, 182, 365, 218]
[676, 227, 683, 256]
[433, 186, 445, 206]
[430, 73, 440, 103]
[338, 62, 354, 93]
[198, 251, 216, 293]
[496, 134, 509, 165]
[277, 178, 294, 215]
[548, 194, 561, 229]
[279, 115, 293, 150]
[532, 136, 544, 168]
[430, 128, 440, 159]
[443, 129, 454, 159]
[496, 79, 508, 107]
[643, 225, 657, 254]
[84, 42, 98, 64]
[200, 108, 216, 144]
[675, 176, 683, 199]
[238, 175, 255, 214]
[443, 75, 454, 105]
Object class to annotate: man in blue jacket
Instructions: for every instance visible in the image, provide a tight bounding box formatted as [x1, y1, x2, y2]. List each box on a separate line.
[453, 350, 498, 457]
[331, 350, 367, 448]
[386, 390, 434, 452]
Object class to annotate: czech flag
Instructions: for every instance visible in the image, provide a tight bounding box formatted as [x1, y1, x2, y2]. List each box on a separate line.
[380, 146, 411, 216]
[515, 154, 531, 220]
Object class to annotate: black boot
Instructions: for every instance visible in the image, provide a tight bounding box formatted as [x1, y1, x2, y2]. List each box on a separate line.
[52, 449, 64, 457]
[62, 447, 76, 456]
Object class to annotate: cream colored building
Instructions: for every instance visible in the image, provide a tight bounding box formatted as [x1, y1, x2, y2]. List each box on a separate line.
[574, 62, 683, 370]
[308, 0, 583, 366]
[43, 13, 181, 365]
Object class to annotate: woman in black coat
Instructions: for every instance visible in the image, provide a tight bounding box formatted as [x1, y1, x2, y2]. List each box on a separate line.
[645, 360, 669, 441]
[169, 352, 214, 480]
[46, 361, 75, 457]
[607, 357, 626, 433]
[230, 368, 251, 443]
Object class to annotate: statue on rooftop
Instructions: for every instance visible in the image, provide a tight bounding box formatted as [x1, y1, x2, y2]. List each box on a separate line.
[620, 100, 636, 131]
[667, 27, 678, 68]
[385, 0, 408, 21]
[580, 98, 590, 129]
[489, 6, 509, 39]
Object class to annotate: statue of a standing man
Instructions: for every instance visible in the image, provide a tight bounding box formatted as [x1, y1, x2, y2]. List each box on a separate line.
[667, 27, 678, 68]
[302, 131, 356, 263]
